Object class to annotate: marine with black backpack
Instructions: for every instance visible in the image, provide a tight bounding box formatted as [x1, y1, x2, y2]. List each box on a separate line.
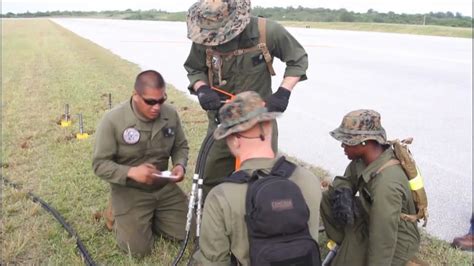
[191, 91, 322, 265]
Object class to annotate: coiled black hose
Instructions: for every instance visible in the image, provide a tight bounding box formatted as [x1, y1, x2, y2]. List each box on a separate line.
[172, 131, 215, 266]
[2, 176, 97, 266]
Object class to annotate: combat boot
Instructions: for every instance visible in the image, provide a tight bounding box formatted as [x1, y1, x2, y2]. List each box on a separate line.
[451, 233, 474, 251]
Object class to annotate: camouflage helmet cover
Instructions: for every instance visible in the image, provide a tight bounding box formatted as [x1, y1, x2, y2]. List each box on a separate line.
[214, 91, 280, 140]
[330, 109, 387, 145]
[186, 0, 251, 46]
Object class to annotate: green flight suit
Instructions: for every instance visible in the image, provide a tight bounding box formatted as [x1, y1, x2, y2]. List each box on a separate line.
[321, 148, 420, 266]
[184, 16, 308, 197]
[92, 99, 189, 256]
[192, 157, 322, 265]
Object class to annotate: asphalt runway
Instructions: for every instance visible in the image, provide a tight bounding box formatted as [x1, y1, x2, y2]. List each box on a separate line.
[52, 18, 472, 241]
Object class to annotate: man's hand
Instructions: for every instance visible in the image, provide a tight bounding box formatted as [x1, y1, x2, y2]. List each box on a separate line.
[265, 87, 291, 112]
[330, 187, 356, 226]
[127, 163, 159, 185]
[171, 164, 185, 183]
[196, 84, 221, 110]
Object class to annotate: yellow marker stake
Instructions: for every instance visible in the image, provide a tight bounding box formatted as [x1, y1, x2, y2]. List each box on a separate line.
[76, 133, 89, 140]
[60, 120, 72, 127]
[75, 113, 89, 139]
[61, 104, 71, 127]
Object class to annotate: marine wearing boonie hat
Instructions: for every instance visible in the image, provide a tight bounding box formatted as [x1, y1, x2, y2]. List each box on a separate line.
[214, 91, 280, 140]
[330, 109, 387, 146]
[186, 0, 251, 46]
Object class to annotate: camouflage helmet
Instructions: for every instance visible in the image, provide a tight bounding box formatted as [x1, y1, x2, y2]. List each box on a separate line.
[214, 91, 280, 140]
[330, 109, 387, 146]
[186, 0, 251, 46]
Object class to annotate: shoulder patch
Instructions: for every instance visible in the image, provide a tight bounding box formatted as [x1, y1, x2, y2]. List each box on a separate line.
[123, 127, 140, 144]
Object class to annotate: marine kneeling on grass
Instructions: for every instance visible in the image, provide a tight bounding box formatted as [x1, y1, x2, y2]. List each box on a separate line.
[192, 91, 322, 265]
[321, 109, 421, 266]
[92, 70, 189, 257]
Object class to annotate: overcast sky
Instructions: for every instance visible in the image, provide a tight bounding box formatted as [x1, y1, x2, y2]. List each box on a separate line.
[2, 0, 472, 16]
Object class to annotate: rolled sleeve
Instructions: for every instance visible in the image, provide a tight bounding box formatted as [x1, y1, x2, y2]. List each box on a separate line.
[268, 21, 308, 81]
[184, 43, 209, 93]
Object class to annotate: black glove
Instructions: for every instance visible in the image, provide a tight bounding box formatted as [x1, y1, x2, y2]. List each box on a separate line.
[196, 84, 221, 111]
[265, 87, 291, 112]
[330, 187, 356, 226]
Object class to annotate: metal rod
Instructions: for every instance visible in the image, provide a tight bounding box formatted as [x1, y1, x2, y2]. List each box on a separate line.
[196, 178, 204, 238]
[77, 113, 84, 134]
[64, 104, 70, 121]
[172, 174, 199, 266]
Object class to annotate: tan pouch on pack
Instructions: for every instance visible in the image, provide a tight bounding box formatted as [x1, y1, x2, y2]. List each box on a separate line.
[389, 138, 429, 227]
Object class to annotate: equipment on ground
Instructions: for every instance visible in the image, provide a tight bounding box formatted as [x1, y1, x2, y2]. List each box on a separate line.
[3, 176, 96, 266]
[172, 132, 214, 266]
[60, 103, 72, 127]
[76, 113, 89, 140]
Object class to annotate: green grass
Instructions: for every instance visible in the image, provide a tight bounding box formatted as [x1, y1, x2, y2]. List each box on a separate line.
[1, 18, 205, 264]
[1, 18, 472, 265]
[280, 21, 473, 38]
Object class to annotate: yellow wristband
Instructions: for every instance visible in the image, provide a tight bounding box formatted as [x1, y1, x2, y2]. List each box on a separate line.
[409, 168, 424, 190]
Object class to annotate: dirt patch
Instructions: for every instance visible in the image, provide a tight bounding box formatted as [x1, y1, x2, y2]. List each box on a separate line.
[19, 136, 33, 149]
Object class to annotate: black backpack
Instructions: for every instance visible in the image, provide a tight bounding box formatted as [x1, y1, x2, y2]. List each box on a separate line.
[224, 157, 321, 266]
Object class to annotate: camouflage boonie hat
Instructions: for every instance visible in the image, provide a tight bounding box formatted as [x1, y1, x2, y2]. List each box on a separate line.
[186, 0, 251, 46]
[214, 91, 280, 140]
[330, 109, 387, 145]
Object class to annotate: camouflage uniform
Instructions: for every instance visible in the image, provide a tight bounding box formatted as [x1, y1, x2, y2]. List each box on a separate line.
[184, 1, 308, 196]
[321, 110, 420, 266]
[92, 99, 189, 256]
[192, 92, 321, 265]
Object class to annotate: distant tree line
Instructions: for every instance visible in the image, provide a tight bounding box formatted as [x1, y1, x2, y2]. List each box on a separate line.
[252, 7, 472, 27]
[2, 6, 472, 27]
[0, 9, 187, 21]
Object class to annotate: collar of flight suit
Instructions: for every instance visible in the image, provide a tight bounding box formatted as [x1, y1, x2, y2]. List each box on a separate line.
[359, 148, 396, 183]
[213, 16, 260, 53]
[239, 156, 280, 176]
[128, 97, 170, 139]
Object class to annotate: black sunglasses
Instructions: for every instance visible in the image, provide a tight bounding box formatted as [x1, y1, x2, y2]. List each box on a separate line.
[140, 94, 167, 106]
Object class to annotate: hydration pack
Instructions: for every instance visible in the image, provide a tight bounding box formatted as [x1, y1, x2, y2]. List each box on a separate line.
[377, 138, 429, 226]
[224, 157, 321, 266]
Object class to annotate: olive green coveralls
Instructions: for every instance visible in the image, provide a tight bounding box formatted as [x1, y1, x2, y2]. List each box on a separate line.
[92, 99, 189, 256]
[192, 157, 322, 265]
[321, 149, 421, 266]
[184, 16, 308, 196]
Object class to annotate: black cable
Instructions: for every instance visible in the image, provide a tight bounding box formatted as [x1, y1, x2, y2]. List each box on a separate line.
[2, 176, 97, 266]
[172, 132, 215, 266]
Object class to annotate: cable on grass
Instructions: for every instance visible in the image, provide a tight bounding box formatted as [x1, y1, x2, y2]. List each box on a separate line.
[2, 176, 97, 266]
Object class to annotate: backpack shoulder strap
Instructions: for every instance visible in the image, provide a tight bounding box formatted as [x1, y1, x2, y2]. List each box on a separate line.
[223, 170, 252, 184]
[224, 156, 296, 184]
[257, 17, 267, 45]
[205, 47, 214, 87]
[257, 17, 276, 76]
[375, 159, 401, 176]
[270, 156, 297, 178]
